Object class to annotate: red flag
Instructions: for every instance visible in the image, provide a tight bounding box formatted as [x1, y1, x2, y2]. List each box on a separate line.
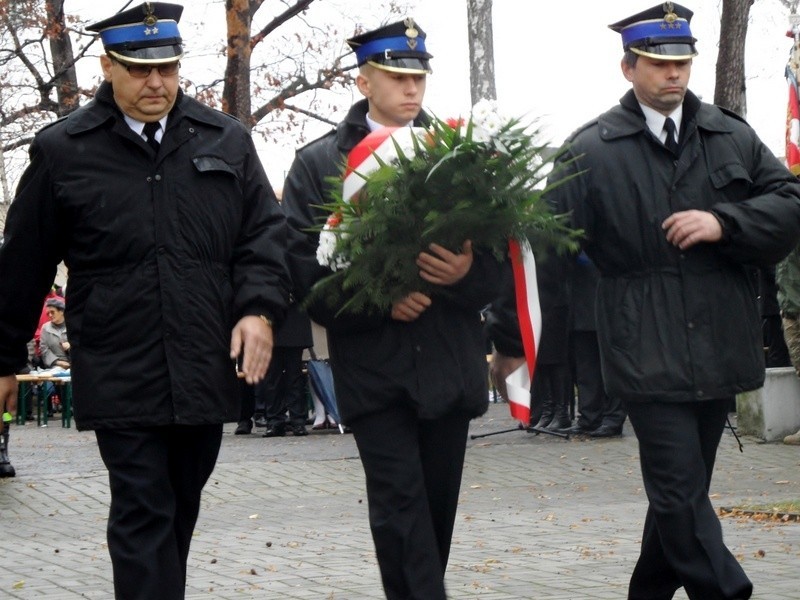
[786, 71, 800, 175]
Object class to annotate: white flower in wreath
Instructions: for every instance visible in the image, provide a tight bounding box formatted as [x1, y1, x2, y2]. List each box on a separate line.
[316, 223, 351, 271]
[471, 98, 508, 143]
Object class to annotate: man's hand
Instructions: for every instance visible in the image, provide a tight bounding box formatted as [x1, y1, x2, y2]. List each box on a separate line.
[230, 315, 274, 384]
[490, 350, 526, 403]
[0, 375, 18, 434]
[391, 292, 432, 322]
[417, 240, 473, 286]
[662, 210, 723, 250]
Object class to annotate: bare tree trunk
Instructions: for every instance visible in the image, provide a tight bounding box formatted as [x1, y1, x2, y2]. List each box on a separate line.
[223, 0, 253, 128]
[467, 0, 496, 105]
[0, 144, 9, 218]
[45, 0, 80, 116]
[0, 133, 8, 231]
[714, 0, 752, 117]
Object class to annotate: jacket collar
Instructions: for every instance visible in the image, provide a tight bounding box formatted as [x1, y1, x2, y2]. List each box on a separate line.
[335, 98, 430, 152]
[64, 81, 226, 136]
[598, 89, 734, 142]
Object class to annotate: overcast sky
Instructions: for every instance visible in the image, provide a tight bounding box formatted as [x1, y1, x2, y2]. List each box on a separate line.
[65, 0, 794, 184]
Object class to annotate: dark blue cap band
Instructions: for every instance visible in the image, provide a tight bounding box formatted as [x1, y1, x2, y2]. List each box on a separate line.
[621, 19, 692, 47]
[100, 20, 180, 47]
[354, 35, 427, 63]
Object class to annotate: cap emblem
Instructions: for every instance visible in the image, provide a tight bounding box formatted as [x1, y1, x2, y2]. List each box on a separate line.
[404, 18, 419, 50]
[404, 18, 419, 39]
[143, 2, 158, 27]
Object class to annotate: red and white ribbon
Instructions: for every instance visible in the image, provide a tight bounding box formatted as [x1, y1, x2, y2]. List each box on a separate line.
[505, 238, 541, 425]
[343, 126, 423, 202]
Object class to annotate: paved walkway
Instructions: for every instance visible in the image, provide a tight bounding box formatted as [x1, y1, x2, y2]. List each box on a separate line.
[1, 402, 798, 599]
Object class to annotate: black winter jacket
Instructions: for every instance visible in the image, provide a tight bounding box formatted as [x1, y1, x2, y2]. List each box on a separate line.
[0, 83, 290, 429]
[490, 90, 800, 403]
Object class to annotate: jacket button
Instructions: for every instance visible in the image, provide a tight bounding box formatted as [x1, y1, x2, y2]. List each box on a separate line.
[696, 390, 705, 398]
[154, 174, 162, 181]
[687, 321, 695, 329]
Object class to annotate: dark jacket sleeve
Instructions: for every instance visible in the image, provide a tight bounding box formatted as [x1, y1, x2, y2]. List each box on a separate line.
[282, 147, 389, 334]
[711, 132, 800, 267]
[230, 133, 290, 324]
[0, 140, 63, 375]
[283, 150, 331, 299]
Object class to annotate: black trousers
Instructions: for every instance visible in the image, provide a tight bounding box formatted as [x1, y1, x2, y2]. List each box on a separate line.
[625, 399, 752, 600]
[348, 404, 472, 600]
[95, 424, 223, 600]
[570, 331, 625, 429]
[261, 346, 308, 426]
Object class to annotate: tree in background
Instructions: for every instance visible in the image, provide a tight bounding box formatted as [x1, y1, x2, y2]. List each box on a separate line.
[466, 0, 495, 106]
[220, 0, 406, 136]
[714, 0, 753, 117]
[0, 0, 97, 215]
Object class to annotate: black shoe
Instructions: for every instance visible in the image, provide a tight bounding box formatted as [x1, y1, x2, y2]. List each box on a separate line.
[253, 415, 268, 428]
[263, 424, 286, 438]
[291, 424, 308, 437]
[234, 419, 252, 435]
[546, 416, 572, 431]
[558, 423, 593, 435]
[590, 424, 623, 438]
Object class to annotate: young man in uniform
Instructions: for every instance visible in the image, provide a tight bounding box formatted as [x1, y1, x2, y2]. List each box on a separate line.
[283, 19, 502, 599]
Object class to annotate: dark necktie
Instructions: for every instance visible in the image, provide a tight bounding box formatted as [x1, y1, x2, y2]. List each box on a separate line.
[663, 117, 679, 154]
[143, 121, 161, 152]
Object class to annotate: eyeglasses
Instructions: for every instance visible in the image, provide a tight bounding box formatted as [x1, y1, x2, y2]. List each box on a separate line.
[115, 60, 180, 79]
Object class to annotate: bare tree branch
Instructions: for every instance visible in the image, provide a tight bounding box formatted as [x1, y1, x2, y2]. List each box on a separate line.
[250, 0, 316, 49]
[281, 101, 336, 126]
[2, 134, 35, 153]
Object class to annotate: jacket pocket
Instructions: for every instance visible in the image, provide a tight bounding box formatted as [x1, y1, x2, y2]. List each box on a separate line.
[176, 155, 242, 258]
[707, 161, 752, 200]
[192, 155, 238, 177]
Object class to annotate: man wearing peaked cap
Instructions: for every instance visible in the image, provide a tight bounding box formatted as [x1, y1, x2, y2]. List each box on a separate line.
[282, 17, 505, 600]
[346, 18, 433, 74]
[86, 1, 184, 64]
[489, 2, 800, 599]
[0, 2, 290, 598]
[608, 1, 698, 60]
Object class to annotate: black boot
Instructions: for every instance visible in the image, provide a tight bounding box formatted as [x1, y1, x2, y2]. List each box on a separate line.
[532, 394, 555, 429]
[0, 425, 16, 478]
[547, 395, 572, 431]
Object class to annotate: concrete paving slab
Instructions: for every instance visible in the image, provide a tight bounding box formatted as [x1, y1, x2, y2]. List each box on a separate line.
[1, 403, 798, 599]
